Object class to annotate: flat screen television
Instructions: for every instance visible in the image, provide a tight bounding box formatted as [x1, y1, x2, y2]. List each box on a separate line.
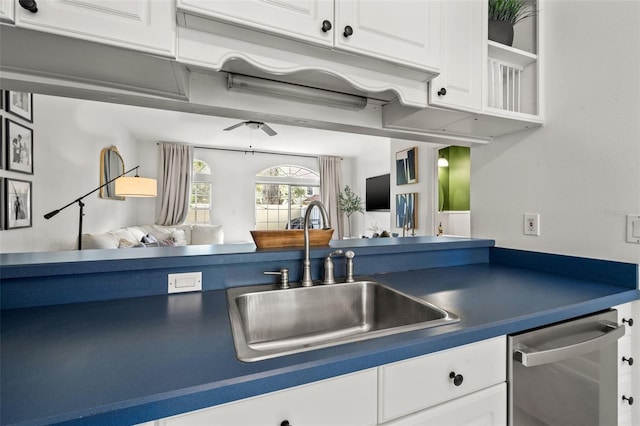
[365, 174, 390, 212]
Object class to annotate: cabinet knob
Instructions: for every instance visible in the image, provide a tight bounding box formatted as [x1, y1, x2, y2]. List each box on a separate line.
[622, 395, 634, 405]
[449, 371, 464, 386]
[280, 421, 292, 426]
[437, 88, 447, 96]
[343, 25, 354, 38]
[321, 20, 332, 33]
[19, 0, 38, 13]
[623, 356, 634, 366]
[622, 318, 634, 326]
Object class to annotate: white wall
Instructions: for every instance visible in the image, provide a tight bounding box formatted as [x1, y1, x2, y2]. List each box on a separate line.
[349, 139, 392, 237]
[390, 140, 439, 237]
[472, 0, 640, 263]
[0, 95, 141, 252]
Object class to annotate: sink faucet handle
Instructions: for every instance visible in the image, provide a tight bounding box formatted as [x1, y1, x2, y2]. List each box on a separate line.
[264, 268, 290, 289]
[322, 250, 344, 285]
[345, 251, 355, 283]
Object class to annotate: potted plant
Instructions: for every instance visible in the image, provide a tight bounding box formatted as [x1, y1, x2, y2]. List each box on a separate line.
[338, 185, 364, 238]
[488, 0, 536, 47]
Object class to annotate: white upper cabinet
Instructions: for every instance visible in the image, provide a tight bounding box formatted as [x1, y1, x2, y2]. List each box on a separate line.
[429, 0, 483, 112]
[177, 0, 440, 72]
[334, 0, 440, 71]
[14, 0, 176, 57]
[177, 0, 334, 47]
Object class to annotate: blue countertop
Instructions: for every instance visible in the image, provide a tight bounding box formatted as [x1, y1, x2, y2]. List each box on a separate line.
[2, 261, 639, 425]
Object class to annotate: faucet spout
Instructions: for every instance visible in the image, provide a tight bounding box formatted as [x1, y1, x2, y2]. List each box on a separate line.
[301, 200, 331, 287]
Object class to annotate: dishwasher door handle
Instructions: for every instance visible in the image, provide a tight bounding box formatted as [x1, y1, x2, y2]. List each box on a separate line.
[514, 322, 625, 367]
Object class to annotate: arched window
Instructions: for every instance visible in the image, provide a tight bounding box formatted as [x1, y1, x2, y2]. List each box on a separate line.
[187, 159, 212, 224]
[255, 165, 320, 230]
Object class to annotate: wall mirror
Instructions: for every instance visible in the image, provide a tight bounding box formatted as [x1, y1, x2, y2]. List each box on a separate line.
[100, 146, 125, 200]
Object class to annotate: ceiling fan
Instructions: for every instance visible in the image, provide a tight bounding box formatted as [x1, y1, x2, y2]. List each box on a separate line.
[223, 120, 277, 136]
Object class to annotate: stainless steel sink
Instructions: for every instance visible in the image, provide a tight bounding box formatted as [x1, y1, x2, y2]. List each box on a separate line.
[227, 281, 460, 362]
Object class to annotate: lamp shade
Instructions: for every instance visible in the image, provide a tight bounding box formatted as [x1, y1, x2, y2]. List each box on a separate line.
[115, 176, 157, 197]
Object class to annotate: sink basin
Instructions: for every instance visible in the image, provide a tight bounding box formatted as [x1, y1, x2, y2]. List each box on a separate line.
[227, 281, 460, 362]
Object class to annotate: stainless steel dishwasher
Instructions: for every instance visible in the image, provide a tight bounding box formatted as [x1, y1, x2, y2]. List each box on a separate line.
[508, 310, 626, 426]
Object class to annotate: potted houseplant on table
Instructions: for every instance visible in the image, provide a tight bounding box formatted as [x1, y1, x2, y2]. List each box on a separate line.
[488, 0, 536, 46]
[338, 185, 364, 238]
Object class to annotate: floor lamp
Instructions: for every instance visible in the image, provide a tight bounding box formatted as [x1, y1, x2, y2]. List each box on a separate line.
[44, 166, 157, 250]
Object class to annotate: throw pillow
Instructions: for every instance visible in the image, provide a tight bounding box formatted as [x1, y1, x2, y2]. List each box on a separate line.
[81, 233, 119, 249]
[190, 225, 224, 245]
[126, 227, 146, 242]
[118, 238, 144, 248]
[141, 234, 159, 247]
[171, 229, 188, 246]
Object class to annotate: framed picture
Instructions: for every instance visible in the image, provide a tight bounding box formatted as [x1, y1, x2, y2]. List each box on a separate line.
[0, 118, 3, 170]
[396, 193, 417, 229]
[396, 146, 418, 185]
[6, 119, 33, 174]
[5, 91, 33, 122]
[0, 177, 4, 230]
[5, 178, 32, 230]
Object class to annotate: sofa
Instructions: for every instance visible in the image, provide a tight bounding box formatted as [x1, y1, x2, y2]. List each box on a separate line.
[81, 224, 224, 250]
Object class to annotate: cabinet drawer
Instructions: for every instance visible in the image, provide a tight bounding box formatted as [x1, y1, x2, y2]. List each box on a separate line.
[158, 368, 377, 426]
[378, 336, 506, 423]
[380, 383, 506, 426]
[615, 303, 636, 328]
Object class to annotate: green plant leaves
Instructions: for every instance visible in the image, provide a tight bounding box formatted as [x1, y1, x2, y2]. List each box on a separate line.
[488, 0, 536, 25]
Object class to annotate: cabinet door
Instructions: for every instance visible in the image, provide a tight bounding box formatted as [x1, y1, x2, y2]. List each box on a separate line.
[158, 368, 378, 425]
[429, 0, 483, 112]
[15, 0, 175, 57]
[177, 0, 334, 47]
[334, 0, 440, 71]
[382, 383, 506, 426]
[615, 301, 639, 426]
[0, 0, 14, 23]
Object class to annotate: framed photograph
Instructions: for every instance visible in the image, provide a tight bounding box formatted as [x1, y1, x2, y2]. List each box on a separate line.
[396, 146, 418, 185]
[396, 193, 417, 229]
[5, 91, 33, 122]
[0, 118, 3, 170]
[6, 119, 33, 174]
[5, 178, 32, 230]
[0, 177, 4, 230]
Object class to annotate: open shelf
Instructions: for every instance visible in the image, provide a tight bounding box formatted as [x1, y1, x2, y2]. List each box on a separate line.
[488, 41, 537, 67]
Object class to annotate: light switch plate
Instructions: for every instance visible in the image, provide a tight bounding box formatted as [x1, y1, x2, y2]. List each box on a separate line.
[168, 272, 202, 293]
[626, 215, 640, 243]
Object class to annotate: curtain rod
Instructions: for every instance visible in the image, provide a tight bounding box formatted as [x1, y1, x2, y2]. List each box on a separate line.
[157, 143, 343, 160]
[195, 145, 319, 158]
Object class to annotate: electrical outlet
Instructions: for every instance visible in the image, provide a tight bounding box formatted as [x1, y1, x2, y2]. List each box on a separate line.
[168, 272, 202, 294]
[524, 213, 540, 236]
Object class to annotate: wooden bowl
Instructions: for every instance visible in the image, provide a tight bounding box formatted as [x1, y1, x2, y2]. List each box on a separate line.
[250, 229, 334, 249]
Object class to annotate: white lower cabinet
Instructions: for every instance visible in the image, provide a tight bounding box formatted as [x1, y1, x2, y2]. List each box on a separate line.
[378, 336, 506, 423]
[614, 301, 639, 426]
[380, 383, 506, 426]
[148, 337, 507, 425]
[156, 368, 378, 426]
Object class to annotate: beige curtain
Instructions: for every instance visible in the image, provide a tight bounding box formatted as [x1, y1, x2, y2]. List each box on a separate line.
[156, 143, 193, 226]
[319, 156, 344, 239]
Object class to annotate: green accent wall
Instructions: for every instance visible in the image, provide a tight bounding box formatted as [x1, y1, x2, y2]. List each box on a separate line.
[438, 146, 470, 211]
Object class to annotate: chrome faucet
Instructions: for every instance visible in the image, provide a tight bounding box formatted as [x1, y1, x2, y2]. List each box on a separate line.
[301, 200, 331, 287]
[322, 250, 344, 284]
